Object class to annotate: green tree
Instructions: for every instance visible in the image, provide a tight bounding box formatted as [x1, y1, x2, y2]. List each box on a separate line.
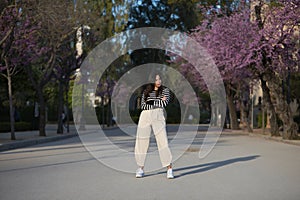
[126, 0, 200, 66]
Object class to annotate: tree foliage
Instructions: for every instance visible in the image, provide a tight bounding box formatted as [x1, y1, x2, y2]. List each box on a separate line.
[184, 0, 300, 138]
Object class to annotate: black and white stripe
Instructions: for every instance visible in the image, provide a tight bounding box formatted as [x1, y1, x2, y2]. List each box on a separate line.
[141, 88, 170, 110]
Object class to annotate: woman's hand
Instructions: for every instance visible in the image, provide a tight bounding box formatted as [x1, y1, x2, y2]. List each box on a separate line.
[161, 96, 167, 101]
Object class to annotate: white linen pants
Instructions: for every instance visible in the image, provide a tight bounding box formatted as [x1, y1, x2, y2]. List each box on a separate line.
[135, 108, 172, 167]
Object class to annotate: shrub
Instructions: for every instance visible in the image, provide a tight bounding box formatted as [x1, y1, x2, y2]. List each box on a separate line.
[257, 112, 267, 128]
[294, 115, 300, 132]
[0, 122, 32, 133]
[200, 111, 211, 124]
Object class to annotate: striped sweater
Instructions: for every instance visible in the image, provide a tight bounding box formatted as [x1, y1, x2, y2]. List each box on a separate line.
[141, 87, 170, 110]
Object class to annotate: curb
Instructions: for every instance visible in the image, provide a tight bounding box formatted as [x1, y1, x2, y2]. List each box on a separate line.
[0, 125, 120, 152]
[249, 133, 300, 146]
[0, 133, 78, 152]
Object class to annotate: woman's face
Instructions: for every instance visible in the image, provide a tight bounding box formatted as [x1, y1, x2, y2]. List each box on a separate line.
[155, 74, 161, 88]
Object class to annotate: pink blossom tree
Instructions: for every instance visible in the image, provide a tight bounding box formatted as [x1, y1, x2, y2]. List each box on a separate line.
[22, 1, 79, 136]
[188, 10, 261, 131]
[0, 3, 41, 140]
[188, 0, 299, 138]
[253, 0, 299, 139]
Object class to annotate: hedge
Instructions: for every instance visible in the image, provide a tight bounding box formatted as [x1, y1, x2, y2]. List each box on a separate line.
[0, 122, 32, 133]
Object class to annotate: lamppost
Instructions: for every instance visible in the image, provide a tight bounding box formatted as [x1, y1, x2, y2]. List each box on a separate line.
[79, 69, 86, 131]
[79, 25, 86, 130]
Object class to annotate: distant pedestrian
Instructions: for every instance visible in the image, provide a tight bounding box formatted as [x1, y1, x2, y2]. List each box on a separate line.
[62, 111, 66, 129]
[14, 109, 21, 122]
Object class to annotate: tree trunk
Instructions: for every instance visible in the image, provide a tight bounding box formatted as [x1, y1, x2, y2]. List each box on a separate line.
[240, 98, 253, 133]
[107, 97, 112, 127]
[102, 100, 105, 128]
[57, 81, 64, 134]
[65, 80, 70, 133]
[7, 74, 16, 140]
[260, 78, 279, 136]
[239, 99, 246, 130]
[183, 105, 189, 123]
[264, 74, 298, 139]
[37, 88, 46, 137]
[246, 101, 253, 133]
[226, 85, 239, 130]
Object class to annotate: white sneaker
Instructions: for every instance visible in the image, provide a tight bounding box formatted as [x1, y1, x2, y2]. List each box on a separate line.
[167, 168, 174, 179]
[136, 168, 144, 178]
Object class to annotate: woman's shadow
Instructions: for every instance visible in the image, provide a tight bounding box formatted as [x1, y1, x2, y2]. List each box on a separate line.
[147, 155, 260, 178]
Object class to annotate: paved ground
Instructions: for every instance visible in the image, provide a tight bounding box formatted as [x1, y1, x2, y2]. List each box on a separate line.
[0, 124, 77, 150]
[0, 126, 299, 200]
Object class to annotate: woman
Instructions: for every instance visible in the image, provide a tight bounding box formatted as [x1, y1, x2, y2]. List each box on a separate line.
[135, 74, 174, 179]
